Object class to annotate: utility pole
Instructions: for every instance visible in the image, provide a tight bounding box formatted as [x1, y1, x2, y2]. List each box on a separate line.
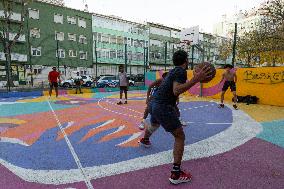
[164, 42, 167, 71]
[191, 45, 194, 70]
[94, 40, 98, 78]
[26, 11, 33, 86]
[232, 23, 238, 67]
[143, 47, 146, 86]
[56, 39, 60, 70]
[124, 44, 127, 72]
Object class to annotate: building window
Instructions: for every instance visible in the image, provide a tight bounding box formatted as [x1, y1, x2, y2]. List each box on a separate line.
[67, 16, 76, 25]
[30, 28, 40, 38]
[110, 35, 117, 44]
[68, 33, 76, 41]
[110, 50, 116, 59]
[31, 47, 41, 56]
[79, 35, 87, 44]
[101, 34, 109, 43]
[54, 14, 63, 24]
[69, 50, 77, 57]
[78, 18, 86, 28]
[56, 49, 65, 58]
[79, 51, 87, 60]
[55, 32, 64, 41]
[29, 9, 39, 19]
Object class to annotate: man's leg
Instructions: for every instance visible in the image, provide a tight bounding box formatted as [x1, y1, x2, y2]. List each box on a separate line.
[219, 91, 226, 108]
[124, 88, 128, 104]
[139, 123, 160, 147]
[55, 87, 58, 97]
[139, 105, 149, 130]
[76, 85, 78, 94]
[171, 127, 185, 166]
[49, 85, 53, 97]
[232, 91, 238, 109]
[117, 88, 123, 105]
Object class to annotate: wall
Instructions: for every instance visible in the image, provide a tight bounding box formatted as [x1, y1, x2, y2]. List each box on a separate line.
[146, 67, 284, 106]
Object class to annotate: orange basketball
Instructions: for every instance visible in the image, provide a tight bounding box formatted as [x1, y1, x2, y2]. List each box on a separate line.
[194, 62, 216, 83]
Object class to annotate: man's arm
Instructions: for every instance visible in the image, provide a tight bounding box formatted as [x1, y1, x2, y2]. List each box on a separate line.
[173, 66, 213, 96]
[146, 79, 162, 102]
[48, 72, 51, 83]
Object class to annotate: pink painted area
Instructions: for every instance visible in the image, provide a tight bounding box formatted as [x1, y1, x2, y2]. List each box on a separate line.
[0, 165, 87, 189]
[92, 138, 284, 189]
[99, 88, 106, 92]
[145, 79, 152, 86]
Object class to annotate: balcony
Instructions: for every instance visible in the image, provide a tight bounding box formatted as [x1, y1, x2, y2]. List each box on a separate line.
[0, 52, 27, 62]
[0, 10, 23, 22]
[0, 32, 26, 42]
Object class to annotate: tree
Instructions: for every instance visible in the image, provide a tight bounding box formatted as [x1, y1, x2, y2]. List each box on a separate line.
[218, 38, 232, 62]
[0, 0, 31, 91]
[237, 0, 284, 67]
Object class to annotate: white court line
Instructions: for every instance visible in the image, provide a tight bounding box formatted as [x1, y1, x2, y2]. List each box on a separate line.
[105, 99, 143, 115]
[98, 98, 140, 118]
[46, 99, 94, 189]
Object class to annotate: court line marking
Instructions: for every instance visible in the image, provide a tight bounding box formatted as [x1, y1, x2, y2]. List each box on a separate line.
[46, 99, 94, 189]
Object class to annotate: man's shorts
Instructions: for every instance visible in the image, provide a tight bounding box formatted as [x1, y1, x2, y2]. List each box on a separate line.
[50, 82, 58, 88]
[149, 101, 182, 133]
[222, 81, 236, 92]
[120, 86, 128, 92]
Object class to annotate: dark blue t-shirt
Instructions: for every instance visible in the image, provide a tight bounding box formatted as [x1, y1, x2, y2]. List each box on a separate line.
[153, 67, 187, 106]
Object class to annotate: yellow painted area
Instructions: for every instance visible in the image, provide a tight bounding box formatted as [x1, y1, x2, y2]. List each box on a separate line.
[17, 96, 70, 103]
[0, 118, 26, 124]
[180, 95, 284, 122]
[183, 67, 284, 106]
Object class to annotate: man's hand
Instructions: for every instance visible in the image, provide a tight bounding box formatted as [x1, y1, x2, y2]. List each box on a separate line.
[193, 65, 214, 83]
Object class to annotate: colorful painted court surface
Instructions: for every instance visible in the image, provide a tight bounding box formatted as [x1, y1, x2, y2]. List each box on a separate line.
[0, 91, 283, 189]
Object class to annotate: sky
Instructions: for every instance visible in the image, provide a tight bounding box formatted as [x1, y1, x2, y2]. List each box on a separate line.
[64, 0, 265, 32]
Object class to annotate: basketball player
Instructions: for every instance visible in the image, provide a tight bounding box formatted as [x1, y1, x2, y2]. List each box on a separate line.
[139, 50, 213, 185]
[219, 64, 238, 110]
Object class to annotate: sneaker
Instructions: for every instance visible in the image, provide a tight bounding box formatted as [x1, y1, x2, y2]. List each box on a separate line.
[218, 104, 225, 108]
[233, 104, 238, 110]
[117, 101, 123, 105]
[124, 101, 128, 104]
[139, 122, 145, 130]
[180, 120, 187, 127]
[138, 138, 151, 148]
[169, 170, 192, 185]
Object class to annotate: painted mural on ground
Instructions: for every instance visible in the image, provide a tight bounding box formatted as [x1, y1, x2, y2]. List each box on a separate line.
[0, 91, 263, 186]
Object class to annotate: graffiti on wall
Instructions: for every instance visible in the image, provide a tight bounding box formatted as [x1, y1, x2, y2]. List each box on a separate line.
[243, 70, 284, 84]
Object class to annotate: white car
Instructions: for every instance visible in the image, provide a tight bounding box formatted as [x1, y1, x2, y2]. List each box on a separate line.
[61, 75, 94, 88]
[96, 75, 135, 88]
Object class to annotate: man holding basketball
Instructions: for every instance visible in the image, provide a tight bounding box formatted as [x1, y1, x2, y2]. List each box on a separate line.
[219, 64, 238, 110]
[139, 50, 214, 185]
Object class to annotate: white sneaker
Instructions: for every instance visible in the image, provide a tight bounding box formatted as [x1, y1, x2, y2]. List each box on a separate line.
[180, 119, 187, 127]
[139, 121, 145, 130]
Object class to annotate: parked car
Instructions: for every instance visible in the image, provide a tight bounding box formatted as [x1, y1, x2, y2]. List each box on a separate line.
[61, 75, 94, 88]
[96, 75, 135, 88]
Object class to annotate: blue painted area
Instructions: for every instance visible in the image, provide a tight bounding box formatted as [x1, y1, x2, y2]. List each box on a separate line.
[257, 119, 284, 148]
[0, 101, 75, 117]
[0, 91, 42, 98]
[0, 124, 77, 170]
[0, 101, 233, 170]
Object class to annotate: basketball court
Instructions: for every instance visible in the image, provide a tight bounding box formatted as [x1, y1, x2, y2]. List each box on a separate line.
[0, 91, 283, 189]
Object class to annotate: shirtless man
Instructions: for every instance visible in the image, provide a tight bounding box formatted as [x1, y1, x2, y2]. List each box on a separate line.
[219, 64, 238, 110]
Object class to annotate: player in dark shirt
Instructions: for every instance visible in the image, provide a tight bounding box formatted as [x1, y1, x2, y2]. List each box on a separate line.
[139, 50, 213, 185]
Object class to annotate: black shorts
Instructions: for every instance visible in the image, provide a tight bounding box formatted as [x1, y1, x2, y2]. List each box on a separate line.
[222, 81, 236, 92]
[50, 82, 58, 88]
[120, 86, 128, 92]
[149, 101, 182, 133]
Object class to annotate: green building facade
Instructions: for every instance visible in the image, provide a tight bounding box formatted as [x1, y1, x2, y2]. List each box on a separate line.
[0, 1, 93, 85]
[92, 13, 149, 76]
[148, 22, 181, 71]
